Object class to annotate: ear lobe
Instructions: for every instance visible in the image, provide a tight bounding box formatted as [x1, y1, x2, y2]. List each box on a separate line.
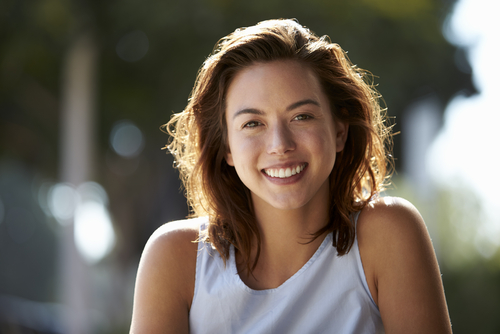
[226, 151, 234, 166]
[335, 119, 349, 153]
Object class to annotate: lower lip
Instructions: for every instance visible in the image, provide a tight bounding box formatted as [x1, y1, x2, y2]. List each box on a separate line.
[262, 165, 308, 185]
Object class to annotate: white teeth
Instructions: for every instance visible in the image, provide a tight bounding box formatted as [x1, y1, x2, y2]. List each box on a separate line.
[264, 164, 305, 178]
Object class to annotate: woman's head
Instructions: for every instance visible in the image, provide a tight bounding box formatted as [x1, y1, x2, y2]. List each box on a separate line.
[224, 59, 348, 215]
[166, 18, 393, 266]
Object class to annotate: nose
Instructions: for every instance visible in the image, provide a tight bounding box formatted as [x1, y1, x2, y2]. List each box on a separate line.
[267, 122, 295, 155]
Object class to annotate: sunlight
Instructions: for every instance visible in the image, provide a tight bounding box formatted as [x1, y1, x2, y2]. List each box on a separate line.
[429, 0, 500, 257]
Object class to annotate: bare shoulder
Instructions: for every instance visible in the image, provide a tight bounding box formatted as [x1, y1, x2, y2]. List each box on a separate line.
[144, 217, 201, 258]
[356, 196, 430, 292]
[130, 218, 203, 334]
[357, 197, 452, 333]
[357, 196, 427, 244]
[356, 196, 433, 287]
[139, 218, 201, 286]
[359, 196, 423, 224]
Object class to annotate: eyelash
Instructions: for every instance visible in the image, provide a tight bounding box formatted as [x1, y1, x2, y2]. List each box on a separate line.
[242, 114, 313, 128]
[294, 114, 313, 121]
[243, 120, 262, 128]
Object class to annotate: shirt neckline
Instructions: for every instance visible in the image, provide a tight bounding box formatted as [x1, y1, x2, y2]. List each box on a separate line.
[229, 232, 333, 295]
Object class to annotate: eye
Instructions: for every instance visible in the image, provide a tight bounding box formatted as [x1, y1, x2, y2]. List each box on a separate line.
[243, 120, 261, 128]
[294, 114, 312, 121]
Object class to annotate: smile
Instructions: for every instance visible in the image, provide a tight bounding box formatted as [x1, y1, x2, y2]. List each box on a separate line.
[263, 164, 306, 178]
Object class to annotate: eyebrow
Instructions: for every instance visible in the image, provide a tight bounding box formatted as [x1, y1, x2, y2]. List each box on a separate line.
[232, 108, 264, 120]
[286, 99, 320, 111]
[232, 99, 320, 120]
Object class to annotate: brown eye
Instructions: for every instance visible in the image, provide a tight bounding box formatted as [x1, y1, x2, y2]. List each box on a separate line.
[294, 114, 312, 121]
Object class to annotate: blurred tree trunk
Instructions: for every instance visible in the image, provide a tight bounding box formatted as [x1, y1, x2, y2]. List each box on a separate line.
[59, 31, 98, 334]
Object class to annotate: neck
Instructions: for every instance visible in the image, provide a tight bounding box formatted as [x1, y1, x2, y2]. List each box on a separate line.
[252, 180, 330, 244]
[253, 200, 329, 246]
[236, 181, 331, 290]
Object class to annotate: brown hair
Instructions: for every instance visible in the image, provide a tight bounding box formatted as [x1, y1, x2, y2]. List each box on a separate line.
[165, 18, 393, 273]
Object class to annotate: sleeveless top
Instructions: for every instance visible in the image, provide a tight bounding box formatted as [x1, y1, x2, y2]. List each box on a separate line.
[189, 213, 385, 334]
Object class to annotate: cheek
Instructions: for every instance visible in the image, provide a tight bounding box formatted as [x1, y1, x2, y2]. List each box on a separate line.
[303, 128, 336, 154]
[227, 135, 258, 168]
[304, 130, 338, 173]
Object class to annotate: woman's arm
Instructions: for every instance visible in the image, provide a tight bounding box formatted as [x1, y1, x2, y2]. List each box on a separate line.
[357, 197, 452, 334]
[130, 220, 199, 334]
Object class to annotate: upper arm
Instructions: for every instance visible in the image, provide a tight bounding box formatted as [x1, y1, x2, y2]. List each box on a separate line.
[357, 197, 452, 334]
[130, 219, 199, 334]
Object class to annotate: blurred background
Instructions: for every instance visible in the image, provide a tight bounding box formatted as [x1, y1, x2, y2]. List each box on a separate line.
[1, 0, 499, 333]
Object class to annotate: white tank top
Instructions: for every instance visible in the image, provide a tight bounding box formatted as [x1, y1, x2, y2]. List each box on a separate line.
[189, 214, 385, 334]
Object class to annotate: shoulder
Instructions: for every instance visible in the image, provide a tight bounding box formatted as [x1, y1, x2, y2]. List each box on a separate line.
[359, 195, 422, 223]
[130, 217, 203, 334]
[356, 197, 452, 333]
[357, 196, 427, 243]
[139, 217, 203, 290]
[356, 196, 432, 283]
[144, 217, 202, 256]
[139, 218, 202, 281]
[356, 196, 434, 278]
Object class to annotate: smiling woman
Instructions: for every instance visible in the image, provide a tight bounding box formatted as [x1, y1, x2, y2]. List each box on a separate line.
[130, 19, 452, 334]
[224, 60, 345, 216]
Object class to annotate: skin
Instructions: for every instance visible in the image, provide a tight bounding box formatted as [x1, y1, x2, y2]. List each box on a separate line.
[130, 219, 198, 334]
[130, 60, 452, 333]
[225, 60, 347, 213]
[224, 60, 348, 289]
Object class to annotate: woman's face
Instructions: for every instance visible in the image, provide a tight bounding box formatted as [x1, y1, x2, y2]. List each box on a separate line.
[224, 60, 348, 212]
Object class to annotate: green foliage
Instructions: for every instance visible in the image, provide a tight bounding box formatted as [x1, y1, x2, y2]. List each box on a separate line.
[443, 261, 500, 334]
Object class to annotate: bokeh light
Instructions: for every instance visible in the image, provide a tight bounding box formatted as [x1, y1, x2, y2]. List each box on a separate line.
[74, 182, 115, 264]
[47, 183, 78, 224]
[109, 120, 145, 158]
[37, 182, 54, 218]
[74, 201, 115, 264]
[45, 181, 115, 263]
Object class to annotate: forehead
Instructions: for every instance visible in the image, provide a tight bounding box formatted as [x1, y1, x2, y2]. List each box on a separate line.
[225, 60, 327, 113]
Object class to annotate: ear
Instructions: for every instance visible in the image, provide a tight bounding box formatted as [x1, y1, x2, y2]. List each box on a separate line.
[335, 116, 349, 153]
[226, 150, 234, 166]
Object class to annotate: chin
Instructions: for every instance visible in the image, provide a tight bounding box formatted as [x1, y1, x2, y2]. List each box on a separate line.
[268, 197, 310, 211]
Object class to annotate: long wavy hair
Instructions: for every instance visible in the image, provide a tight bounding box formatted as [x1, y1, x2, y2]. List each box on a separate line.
[165, 18, 393, 273]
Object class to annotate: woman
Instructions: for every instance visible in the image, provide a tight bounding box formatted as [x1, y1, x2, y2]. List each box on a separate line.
[130, 19, 452, 333]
